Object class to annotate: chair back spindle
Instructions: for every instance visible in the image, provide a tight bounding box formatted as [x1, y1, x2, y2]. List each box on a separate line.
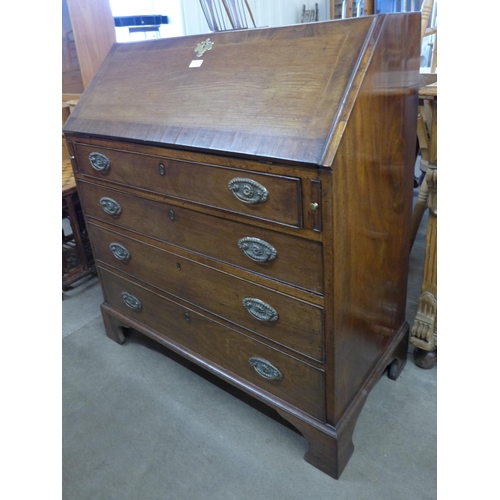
[199, 0, 256, 31]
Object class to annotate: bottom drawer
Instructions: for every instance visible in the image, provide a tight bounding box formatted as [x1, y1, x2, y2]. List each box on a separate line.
[99, 266, 325, 421]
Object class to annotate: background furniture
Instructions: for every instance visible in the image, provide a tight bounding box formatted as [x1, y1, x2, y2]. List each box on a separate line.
[63, 0, 116, 91]
[407, 0, 437, 368]
[62, 161, 95, 292]
[302, 3, 319, 22]
[419, 0, 437, 71]
[223, 0, 257, 28]
[64, 14, 420, 479]
[330, 1, 374, 19]
[199, 0, 256, 31]
[409, 82, 437, 368]
[62, 98, 95, 293]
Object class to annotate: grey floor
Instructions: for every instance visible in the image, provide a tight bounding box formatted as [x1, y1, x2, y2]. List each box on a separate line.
[62, 188, 436, 500]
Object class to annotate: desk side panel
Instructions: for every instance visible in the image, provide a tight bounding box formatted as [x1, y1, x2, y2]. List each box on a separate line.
[328, 12, 420, 424]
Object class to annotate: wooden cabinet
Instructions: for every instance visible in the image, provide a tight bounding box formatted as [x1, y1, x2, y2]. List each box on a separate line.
[63, 13, 420, 479]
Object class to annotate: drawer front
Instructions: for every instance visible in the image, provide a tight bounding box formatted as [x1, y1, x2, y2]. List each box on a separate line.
[99, 266, 325, 420]
[74, 143, 302, 227]
[89, 223, 324, 361]
[78, 181, 323, 293]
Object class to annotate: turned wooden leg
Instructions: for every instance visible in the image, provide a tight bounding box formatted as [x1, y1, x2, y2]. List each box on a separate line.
[413, 346, 437, 369]
[101, 304, 128, 344]
[410, 210, 437, 368]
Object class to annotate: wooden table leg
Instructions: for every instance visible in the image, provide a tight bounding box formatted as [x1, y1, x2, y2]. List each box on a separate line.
[410, 210, 437, 368]
[410, 91, 437, 369]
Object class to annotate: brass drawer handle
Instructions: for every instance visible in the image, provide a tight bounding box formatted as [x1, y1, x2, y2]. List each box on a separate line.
[121, 292, 142, 310]
[228, 178, 268, 204]
[109, 243, 130, 262]
[89, 152, 110, 172]
[248, 356, 283, 381]
[238, 237, 277, 262]
[243, 298, 278, 322]
[100, 197, 122, 216]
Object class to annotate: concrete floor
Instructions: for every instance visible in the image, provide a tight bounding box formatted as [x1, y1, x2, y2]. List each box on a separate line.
[62, 189, 436, 499]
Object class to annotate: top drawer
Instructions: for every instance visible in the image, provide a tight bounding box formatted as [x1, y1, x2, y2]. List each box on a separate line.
[74, 143, 302, 227]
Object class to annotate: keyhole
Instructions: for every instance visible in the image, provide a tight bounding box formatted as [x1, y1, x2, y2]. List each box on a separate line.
[177, 263, 181, 271]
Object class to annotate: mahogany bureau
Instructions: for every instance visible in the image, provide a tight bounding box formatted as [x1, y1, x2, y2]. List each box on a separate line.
[63, 13, 420, 479]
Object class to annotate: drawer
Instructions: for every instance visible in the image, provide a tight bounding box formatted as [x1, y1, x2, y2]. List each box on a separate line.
[78, 181, 323, 293]
[74, 143, 302, 227]
[89, 223, 324, 362]
[99, 266, 326, 420]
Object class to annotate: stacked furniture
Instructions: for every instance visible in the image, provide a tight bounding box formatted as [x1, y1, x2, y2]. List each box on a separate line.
[63, 14, 420, 479]
[62, 97, 95, 292]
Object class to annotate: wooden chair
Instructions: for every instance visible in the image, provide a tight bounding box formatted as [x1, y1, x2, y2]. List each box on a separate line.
[337, 1, 374, 18]
[62, 98, 96, 294]
[199, 0, 256, 31]
[301, 3, 319, 23]
[420, 0, 437, 71]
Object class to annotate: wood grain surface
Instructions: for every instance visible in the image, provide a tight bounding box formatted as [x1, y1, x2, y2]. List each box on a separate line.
[65, 17, 378, 165]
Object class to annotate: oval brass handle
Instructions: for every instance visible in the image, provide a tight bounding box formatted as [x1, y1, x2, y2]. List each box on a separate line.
[248, 356, 283, 381]
[99, 197, 122, 216]
[228, 178, 268, 204]
[238, 237, 277, 262]
[159, 163, 166, 176]
[89, 152, 110, 172]
[121, 292, 142, 310]
[242, 298, 278, 322]
[109, 243, 130, 262]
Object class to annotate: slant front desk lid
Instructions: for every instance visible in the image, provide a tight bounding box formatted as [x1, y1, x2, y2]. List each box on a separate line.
[64, 14, 419, 167]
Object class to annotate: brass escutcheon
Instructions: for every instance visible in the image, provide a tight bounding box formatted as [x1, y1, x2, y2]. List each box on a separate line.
[194, 38, 214, 57]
